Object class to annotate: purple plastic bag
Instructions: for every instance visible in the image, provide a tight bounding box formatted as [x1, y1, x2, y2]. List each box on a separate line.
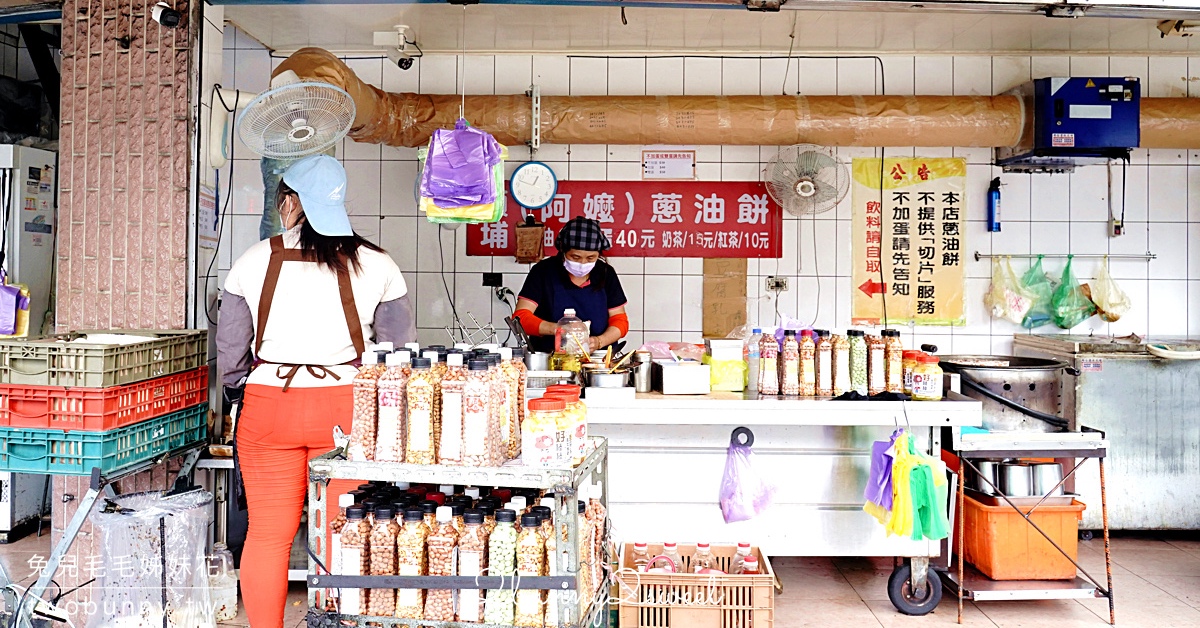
[0, 284, 27, 336]
[863, 430, 901, 510]
[719, 427, 775, 524]
[420, 119, 503, 208]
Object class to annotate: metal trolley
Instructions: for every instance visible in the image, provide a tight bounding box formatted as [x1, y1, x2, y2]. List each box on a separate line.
[944, 429, 1114, 625]
[305, 438, 612, 628]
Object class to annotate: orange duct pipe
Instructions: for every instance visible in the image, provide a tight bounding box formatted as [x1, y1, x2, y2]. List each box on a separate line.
[274, 47, 1200, 149]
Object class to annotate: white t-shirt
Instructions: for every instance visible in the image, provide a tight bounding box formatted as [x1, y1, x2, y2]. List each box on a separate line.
[223, 227, 408, 388]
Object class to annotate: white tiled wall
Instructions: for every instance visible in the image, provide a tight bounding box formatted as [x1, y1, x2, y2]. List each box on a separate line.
[210, 27, 1200, 352]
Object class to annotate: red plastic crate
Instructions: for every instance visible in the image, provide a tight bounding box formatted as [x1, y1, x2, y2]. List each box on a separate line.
[0, 367, 209, 431]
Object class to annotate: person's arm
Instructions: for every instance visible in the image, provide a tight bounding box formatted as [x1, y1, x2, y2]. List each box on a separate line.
[374, 295, 417, 346]
[590, 304, 628, 351]
[216, 292, 254, 413]
[514, 297, 556, 337]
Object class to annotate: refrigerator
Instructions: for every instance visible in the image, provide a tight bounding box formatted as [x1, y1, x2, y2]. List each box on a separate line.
[0, 145, 56, 540]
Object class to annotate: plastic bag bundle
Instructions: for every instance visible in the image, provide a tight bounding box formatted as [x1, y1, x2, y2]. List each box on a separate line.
[91, 490, 214, 628]
[1084, 258, 1132, 323]
[719, 427, 775, 523]
[1019, 256, 1055, 330]
[864, 430, 949, 542]
[418, 119, 508, 224]
[1050, 256, 1097, 329]
[984, 257, 1035, 325]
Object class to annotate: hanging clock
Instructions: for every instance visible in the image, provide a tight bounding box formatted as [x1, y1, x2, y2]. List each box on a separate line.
[509, 161, 558, 210]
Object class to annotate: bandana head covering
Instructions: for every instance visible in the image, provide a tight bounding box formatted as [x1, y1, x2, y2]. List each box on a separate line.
[555, 217, 611, 253]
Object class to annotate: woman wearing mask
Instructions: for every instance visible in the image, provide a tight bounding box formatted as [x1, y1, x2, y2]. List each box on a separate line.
[217, 154, 416, 627]
[513, 216, 629, 354]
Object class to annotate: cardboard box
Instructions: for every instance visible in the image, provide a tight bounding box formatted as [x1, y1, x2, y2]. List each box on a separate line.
[652, 361, 712, 395]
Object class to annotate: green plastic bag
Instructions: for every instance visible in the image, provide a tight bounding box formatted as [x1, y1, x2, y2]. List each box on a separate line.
[1019, 256, 1054, 330]
[1050, 256, 1097, 329]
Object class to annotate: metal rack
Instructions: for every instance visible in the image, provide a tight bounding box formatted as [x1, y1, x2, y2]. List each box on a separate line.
[306, 438, 611, 628]
[944, 430, 1114, 625]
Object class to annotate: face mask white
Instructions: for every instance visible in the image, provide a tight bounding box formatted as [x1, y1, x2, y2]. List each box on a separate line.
[564, 259, 596, 278]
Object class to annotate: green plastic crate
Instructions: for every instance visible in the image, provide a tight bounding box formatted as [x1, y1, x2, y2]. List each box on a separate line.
[0, 330, 207, 387]
[0, 404, 208, 475]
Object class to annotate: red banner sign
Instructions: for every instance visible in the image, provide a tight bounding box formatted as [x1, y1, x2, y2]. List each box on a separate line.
[466, 181, 783, 258]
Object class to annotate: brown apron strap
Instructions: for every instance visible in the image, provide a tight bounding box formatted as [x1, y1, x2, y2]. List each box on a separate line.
[336, 265, 367, 356]
[254, 236, 287, 355]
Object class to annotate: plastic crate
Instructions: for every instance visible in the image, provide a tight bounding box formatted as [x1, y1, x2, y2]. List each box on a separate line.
[618, 543, 774, 628]
[0, 367, 209, 431]
[962, 492, 1085, 581]
[0, 404, 208, 476]
[0, 330, 207, 388]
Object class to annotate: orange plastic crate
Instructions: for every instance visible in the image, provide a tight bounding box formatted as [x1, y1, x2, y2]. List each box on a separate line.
[0, 367, 209, 431]
[962, 492, 1085, 581]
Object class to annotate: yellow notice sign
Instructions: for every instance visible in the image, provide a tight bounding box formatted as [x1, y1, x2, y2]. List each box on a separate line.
[851, 158, 966, 326]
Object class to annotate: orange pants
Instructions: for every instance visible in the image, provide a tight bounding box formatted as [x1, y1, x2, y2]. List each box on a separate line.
[238, 383, 358, 628]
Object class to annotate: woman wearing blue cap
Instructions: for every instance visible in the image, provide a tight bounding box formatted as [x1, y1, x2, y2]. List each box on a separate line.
[216, 155, 416, 627]
[512, 216, 630, 354]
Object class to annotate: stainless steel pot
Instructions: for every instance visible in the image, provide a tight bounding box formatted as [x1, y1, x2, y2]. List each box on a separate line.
[584, 370, 631, 388]
[525, 352, 550, 371]
[974, 460, 1001, 495]
[1000, 462, 1033, 497]
[939, 355, 1069, 432]
[1032, 463, 1065, 496]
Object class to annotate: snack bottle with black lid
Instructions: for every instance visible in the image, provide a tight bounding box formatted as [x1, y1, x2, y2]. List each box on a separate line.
[484, 509, 518, 624]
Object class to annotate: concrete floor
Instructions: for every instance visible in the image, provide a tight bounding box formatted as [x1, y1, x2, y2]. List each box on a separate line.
[0, 532, 1197, 627]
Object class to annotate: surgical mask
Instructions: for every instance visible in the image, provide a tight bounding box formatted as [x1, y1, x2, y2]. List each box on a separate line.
[564, 259, 596, 278]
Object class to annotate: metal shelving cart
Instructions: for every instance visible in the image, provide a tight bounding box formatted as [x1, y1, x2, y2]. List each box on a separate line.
[944, 429, 1114, 625]
[305, 437, 611, 628]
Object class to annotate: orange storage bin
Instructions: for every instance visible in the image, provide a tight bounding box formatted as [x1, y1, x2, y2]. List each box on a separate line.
[962, 492, 1085, 581]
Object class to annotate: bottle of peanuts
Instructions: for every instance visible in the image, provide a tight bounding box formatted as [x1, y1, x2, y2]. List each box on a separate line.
[514, 512, 546, 627]
[395, 508, 428, 619]
[423, 506, 460, 621]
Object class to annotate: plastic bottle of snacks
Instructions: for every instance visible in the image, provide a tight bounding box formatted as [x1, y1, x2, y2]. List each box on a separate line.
[757, 332, 779, 395]
[423, 351, 444, 461]
[510, 347, 529, 431]
[867, 335, 887, 395]
[775, 330, 797, 395]
[912, 354, 945, 401]
[732, 542, 752, 575]
[395, 508, 428, 619]
[692, 542, 714, 573]
[338, 505, 370, 615]
[883, 329, 904, 393]
[449, 502, 467, 537]
[361, 499, 379, 526]
[514, 512, 547, 627]
[576, 499, 593, 612]
[585, 483, 607, 596]
[461, 359, 495, 467]
[745, 328, 762, 390]
[902, 350, 923, 395]
[741, 554, 761, 575]
[848, 330, 867, 395]
[423, 506, 460, 621]
[487, 354, 508, 463]
[538, 505, 561, 627]
[367, 506, 400, 616]
[831, 334, 850, 396]
[799, 329, 817, 397]
[815, 330, 833, 396]
[479, 501, 498, 536]
[542, 388, 584, 466]
[485, 509, 519, 624]
[405, 358, 437, 464]
[330, 493, 355, 577]
[633, 542, 650, 572]
[457, 509, 490, 622]
[376, 351, 411, 463]
[419, 500, 438, 531]
[438, 353, 467, 465]
[499, 347, 524, 459]
[523, 398, 566, 468]
[349, 351, 386, 462]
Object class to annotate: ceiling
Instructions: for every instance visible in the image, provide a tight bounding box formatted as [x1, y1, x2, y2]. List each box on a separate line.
[223, 3, 1200, 55]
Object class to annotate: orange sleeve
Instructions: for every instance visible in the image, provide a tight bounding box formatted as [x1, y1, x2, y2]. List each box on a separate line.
[513, 308, 547, 337]
[608, 312, 630, 337]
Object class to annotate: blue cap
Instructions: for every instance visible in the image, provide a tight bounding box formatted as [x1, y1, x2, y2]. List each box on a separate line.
[282, 155, 354, 237]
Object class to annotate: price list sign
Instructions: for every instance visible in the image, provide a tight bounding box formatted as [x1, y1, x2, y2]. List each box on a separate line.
[467, 180, 782, 258]
[851, 158, 966, 326]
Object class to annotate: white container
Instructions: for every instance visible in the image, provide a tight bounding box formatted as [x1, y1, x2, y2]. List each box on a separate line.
[652, 361, 712, 395]
[705, 339, 744, 362]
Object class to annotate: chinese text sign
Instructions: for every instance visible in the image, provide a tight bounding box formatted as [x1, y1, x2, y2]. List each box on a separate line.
[851, 158, 966, 326]
[466, 181, 782, 258]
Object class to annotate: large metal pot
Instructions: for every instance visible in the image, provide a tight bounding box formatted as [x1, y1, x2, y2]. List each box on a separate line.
[939, 355, 1068, 432]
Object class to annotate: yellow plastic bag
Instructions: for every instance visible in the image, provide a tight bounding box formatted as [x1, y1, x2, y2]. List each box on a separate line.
[703, 355, 747, 392]
[1084, 258, 1132, 323]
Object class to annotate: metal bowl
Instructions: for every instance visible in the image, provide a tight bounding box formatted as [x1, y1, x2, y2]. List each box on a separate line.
[584, 370, 631, 388]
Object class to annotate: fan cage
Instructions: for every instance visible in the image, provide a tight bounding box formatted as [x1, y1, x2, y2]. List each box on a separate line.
[236, 82, 357, 159]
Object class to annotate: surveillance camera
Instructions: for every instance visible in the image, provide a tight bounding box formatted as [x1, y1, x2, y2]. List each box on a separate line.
[386, 47, 413, 70]
[151, 2, 181, 28]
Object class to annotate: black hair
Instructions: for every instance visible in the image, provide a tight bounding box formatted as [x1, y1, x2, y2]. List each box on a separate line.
[276, 180, 384, 275]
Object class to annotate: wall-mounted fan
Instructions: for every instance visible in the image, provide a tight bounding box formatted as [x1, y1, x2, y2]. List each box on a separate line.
[764, 144, 849, 216]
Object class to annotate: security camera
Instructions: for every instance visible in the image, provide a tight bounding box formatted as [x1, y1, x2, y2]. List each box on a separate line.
[375, 25, 418, 70]
[387, 47, 413, 71]
[151, 2, 181, 28]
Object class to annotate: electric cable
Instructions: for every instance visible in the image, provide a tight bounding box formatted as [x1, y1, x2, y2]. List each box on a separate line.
[203, 84, 239, 327]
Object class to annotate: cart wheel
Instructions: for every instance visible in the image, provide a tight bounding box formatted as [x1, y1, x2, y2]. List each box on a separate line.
[1080, 529, 1095, 542]
[887, 563, 943, 616]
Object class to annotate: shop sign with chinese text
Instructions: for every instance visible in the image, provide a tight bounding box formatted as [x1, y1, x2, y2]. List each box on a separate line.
[851, 158, 966, 326]
[466, 181, 782, 258]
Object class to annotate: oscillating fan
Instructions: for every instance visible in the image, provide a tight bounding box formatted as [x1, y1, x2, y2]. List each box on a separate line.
[764, 144, 849, 216]
[235, 79, 356, 160]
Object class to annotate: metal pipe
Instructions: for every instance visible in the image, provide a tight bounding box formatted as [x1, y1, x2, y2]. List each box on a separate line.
[974, 252, 1155, 261]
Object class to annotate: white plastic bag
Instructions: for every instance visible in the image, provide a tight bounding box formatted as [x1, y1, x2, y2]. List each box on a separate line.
[984, 257, 1034, 325]
[719, 427, 775, 524]
[1086, 258, 1132, 323]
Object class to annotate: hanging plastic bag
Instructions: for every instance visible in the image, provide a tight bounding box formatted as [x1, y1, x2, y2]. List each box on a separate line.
[420, 119, 503, 209]
[1019, 256, 1055, 330]
[1084, 258, 1132, 323]
[719, 427, 775, 523]
[984, 257, 1034, 325]
[863, 430, 900, 525]
[1050, 256, 1097, 329]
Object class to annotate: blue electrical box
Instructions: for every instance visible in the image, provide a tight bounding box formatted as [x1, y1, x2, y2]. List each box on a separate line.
[996, 77, 1140, 172]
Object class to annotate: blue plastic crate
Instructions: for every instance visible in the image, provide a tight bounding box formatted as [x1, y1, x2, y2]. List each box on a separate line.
[0, 404, 208, 475]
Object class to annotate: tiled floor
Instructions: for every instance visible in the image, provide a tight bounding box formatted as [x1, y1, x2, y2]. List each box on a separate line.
[1, 532, 1197, 627]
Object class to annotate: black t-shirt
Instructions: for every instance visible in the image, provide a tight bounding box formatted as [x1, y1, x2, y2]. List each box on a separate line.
[518, 257, 627, 353]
